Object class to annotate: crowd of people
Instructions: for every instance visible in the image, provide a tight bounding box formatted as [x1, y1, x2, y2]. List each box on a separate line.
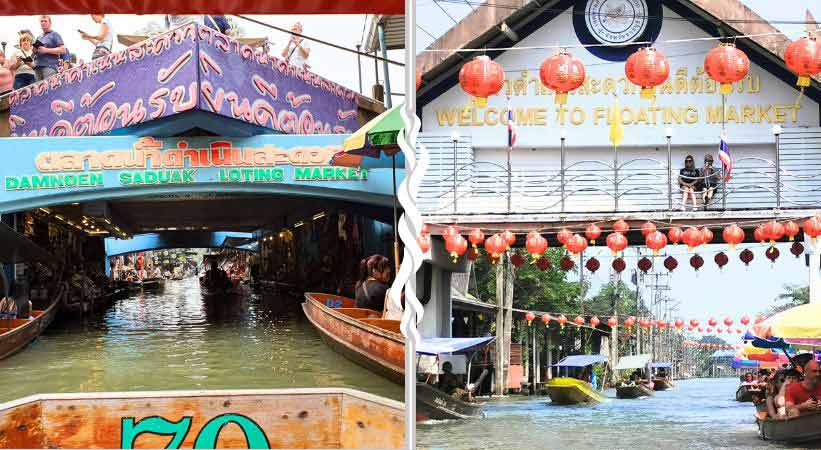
[748, 359, 821, 420]
[0, 15, 312, 96]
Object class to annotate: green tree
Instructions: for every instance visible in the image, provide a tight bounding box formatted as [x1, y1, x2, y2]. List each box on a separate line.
[586, 281, 641, 317]
[769, 284, 809, 315]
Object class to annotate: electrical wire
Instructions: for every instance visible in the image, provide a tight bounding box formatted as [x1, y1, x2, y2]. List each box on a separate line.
[433, 0, 462, 25]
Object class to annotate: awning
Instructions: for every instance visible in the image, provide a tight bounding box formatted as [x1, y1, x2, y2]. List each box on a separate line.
[710, 350, 738, 358]
[552, 354, 608, 368]
[614, 354, 652, 370]
[416, 336, 495, 356]
[0, 223, 50, 264]
[752, 303, 821, 346]
[649, 362, 672, 369]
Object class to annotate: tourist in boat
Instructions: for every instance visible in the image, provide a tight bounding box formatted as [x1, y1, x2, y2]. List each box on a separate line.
[204, 260, 229, 288]
[679, 155, 700, 211]
[766, 369, 800, 419]
[741, 372, 757, 387]
[785, 359, 821, 417]
[355, 255, 391, 315]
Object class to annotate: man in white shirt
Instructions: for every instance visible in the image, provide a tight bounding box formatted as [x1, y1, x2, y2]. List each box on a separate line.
[281, 22, 310, 68]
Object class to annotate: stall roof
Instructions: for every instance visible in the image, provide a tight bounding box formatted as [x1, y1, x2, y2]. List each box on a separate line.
[0, 223, 50, 264]
[553, 354, 607, 368]
[615, 354, 652, 370]
[416, 336, 495, 356]
[649, 362, 672, 369]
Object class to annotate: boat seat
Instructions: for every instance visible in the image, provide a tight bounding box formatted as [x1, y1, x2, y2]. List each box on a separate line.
[30, 311, 43, 318]
[0, 319, 30, 328]
[335, 308, 381, 319]
[359, 319, 402, 334]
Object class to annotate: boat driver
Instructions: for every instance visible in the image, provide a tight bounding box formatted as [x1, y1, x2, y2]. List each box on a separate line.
[438, 361, 470, 401]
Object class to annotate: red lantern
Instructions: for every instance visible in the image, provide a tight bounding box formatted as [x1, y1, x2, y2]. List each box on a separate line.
[657, 320, 667, 329]
[526, 233, 548, 261]
[645, 230, 668, 256]
[784, 35, 821, 87]
[485, 234, 507, 260]
[607, 317, 618, 328]
[736, 328, 742, 334]
[641, 221, 657, 236]
[698, 327, 703, 333]
[445, 233, 468, 262]
[585, 224, 602, 244]
[804, 216, 821, 241]
[525, 311, 535, 325]
[467, 247, 478, 261]
[606, 232, 628, 255]
[565, 234, 588, 255]
[791, 241, 805, 258]
[613, 219, 629, 234]
[703, 43, 750, 95]
[637, 257, 652, 273]
[416, 71, 422, 91]
[700, 227, 714, 244]
[640, 319, 651, 329]
[560, 255, 575, 271]
[740, 248, 754, 266]
[668, 227, 683, 245]
[754, 315, 765, 324]
[707, 327, 713, 333]
[511, 252, 526, 268]
[674, 319, 684, 330]
[469, 228, 485, 250]
[724, 317, 733, 327]
[585, 257, 600, 273]
[690, 254, 704, 271]
[625, 47, 670, 99]
[765, 246, 780, 263]
[443, 225, 458, 239]
[714, 252, 729, 269]
[708, 318, 718, 327]
[557, 228, 572, 246]
[416, 234, 432, 253]
[590, 316, 600, 327]
[664, 256, 678, 272]
[539, 50, 586, 105]
[573, 315, 585, 327]
[740, 315, 750, 326]
[536, 256, 552, 271]
[762, 220, 785, 245]
[557, 314, 567, 329]
[683, 227, 702, 251]
[784, 221, 800, 241]
[753, 225, 766, 244]
[541, 313, 551, 326]
[612, 257, 626, 273]
[502, 230, 516, 247]
[459, 55, 505, 107]
[717, 327, 723, 334]
[421, 224, 430, 235]
[690, 319, 700, 328]
[624, 316, 636, 329]
[722, 224, 744, 249]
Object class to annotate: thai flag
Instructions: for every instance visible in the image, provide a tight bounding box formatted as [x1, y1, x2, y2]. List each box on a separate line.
[718, 138, 733, 181]
[507, 98, 517, 148]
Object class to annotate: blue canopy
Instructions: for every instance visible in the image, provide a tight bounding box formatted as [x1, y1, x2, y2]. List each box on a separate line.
[553, 354, 608, 367]
[649, 362, 672, 368]
[416, 336, 495, 356]
[732, 358, 760, 369]
[710, 350, 737, 358]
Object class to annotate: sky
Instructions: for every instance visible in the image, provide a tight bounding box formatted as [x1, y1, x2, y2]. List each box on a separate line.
[0, 14, 405, 105]
[414, 0, 821, 330]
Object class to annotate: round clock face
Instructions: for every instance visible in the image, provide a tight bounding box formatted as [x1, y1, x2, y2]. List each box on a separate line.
[573, 0, 662, 62]
[584, 0, 648, 45]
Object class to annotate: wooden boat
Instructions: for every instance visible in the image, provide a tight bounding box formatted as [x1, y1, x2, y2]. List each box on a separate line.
[199, 277, 241, 297]
[140, 277, 165, 292]
[615, 383, 655, 399]
[416, 382, 485, 421]
[0, 292, 61, 360]
[736, 385, 761, 402]
[758, 412, 821, 443]
[653, 378, 674, 391]
[544, 378, 608, 405]
[0, 388, 404, 449]
[302, 293, 403, 384]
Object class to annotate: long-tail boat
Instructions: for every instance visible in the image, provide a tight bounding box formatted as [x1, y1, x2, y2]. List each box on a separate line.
[758, 412, 821, 443]
[649, 362, 674, 390]
[544, 355, 609, 405]
[614, 354, 655, 399]
[0, 289, 62, 360]
[0, 388, 404, 449]
[736, 384, 761, 402]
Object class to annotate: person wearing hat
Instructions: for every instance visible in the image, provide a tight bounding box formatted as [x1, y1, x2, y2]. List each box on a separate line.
[9, 30, 36, 89]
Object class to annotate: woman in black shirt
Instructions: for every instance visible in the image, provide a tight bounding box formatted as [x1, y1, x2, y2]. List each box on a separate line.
[355, 255, 391, 316]
[679, 155, 700, 211]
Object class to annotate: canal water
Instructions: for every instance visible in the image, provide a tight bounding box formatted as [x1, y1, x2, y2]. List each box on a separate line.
[0, 277, 400, 403]
[418, 378, 814, 450]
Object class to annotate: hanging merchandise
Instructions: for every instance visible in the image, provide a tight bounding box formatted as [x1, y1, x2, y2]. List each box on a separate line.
[703, 43, 750, 94]
[458, 55, 505, 107]
[624, 47, 670, 99]
[539, 50, 586, 105]
[714, 252, 729, 270]
[536, 256, 552, 271]
[637, 257, 652, 273]
[560, 255, 575, 271]
[790, 241, 805, 258]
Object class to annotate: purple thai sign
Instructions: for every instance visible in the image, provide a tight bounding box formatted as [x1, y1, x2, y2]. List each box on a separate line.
[8, 24, 359, 137]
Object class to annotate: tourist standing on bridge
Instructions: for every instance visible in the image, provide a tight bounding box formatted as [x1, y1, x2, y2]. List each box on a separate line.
[79, 15, 114, 59]
[281, 22, 310, 69]
[33, 15, 65, 81]
[679, 155, 701, 211]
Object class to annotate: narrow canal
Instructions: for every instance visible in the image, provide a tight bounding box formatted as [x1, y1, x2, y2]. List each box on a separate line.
[418, 378, 804, 450]
[0, 277, 400, 403]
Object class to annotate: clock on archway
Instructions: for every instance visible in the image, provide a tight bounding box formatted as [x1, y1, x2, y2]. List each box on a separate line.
[573, 0, 663, 61]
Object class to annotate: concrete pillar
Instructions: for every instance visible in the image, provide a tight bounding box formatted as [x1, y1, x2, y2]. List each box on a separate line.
[494, 261, 506, 396]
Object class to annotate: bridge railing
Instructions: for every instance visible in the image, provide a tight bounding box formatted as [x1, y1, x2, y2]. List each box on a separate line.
[418, 128, 821, 216]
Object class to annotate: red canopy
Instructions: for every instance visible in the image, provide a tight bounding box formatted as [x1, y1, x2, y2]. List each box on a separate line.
[0, 0, 403, 15]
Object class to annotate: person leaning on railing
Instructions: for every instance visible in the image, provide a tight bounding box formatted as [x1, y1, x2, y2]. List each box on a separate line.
[679, 155, 700, 211]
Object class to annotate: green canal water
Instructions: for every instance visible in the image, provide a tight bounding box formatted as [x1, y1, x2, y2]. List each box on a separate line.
[418, 377, 814, 450]
[0, 277, 400, 402]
